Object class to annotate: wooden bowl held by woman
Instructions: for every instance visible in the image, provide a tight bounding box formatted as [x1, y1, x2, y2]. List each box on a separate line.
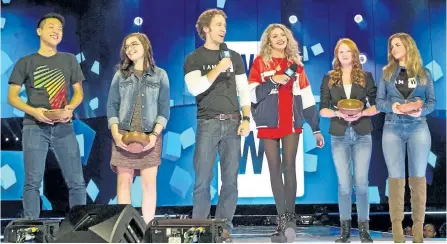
[121, 131, 151, 154]
[397, 100, 424, 114]
[337, 99, 364, 116]
[42, 108, 73, 121]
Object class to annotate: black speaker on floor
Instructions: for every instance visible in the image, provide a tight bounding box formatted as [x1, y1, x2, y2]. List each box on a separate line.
[144, 218, 230, 243]
[52, 204, 146, 243]
[4, 218, 61, 243]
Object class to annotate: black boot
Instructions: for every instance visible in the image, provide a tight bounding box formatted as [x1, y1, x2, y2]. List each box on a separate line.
[335, 220, 351, 243]
[358, 221, 373, 243]
[284, 212, 296, 243]
[271, 214, 287, 243]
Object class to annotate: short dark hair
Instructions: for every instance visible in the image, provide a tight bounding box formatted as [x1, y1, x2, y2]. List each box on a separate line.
[37, 13, 65, 29]
[195, 9, 226, 40]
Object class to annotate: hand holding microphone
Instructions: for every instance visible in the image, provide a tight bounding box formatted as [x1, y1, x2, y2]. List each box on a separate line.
[218, 58, 232, 73]
[219, 43, 232, 77]
[271, 63, 298, 85]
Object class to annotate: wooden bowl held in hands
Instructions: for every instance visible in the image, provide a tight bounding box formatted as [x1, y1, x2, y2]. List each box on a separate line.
[337, 99, 364, 116]
[397, 100, 424, 114]
[42, 108, 73, 121]
[121, 131, 151, 154]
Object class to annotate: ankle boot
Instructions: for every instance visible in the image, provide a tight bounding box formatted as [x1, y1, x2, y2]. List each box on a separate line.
[388, 178, 406, 243]
[409, 177, 426, 243]
[358, 221, 373, 243]
[335, 220, 351, 243]
[271, 213, 287, 243]
[284, 212, 296, 243]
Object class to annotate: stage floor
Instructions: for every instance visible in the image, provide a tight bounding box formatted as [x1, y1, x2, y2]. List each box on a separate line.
[230, 225, 446, 243]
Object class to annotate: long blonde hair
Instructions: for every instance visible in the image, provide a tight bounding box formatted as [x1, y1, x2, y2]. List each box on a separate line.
[259, 24, 302, 67]
[329, 38, 365, 88]
[383, 33, 427, 84]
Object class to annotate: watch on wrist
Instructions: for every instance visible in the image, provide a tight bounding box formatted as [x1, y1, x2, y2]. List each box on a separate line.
[242, 116, 250, 122]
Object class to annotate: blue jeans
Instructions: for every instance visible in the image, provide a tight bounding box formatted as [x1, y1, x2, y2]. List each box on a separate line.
[192, 118, 241, 229]
[382, 120, 430, 178]
[22, 123, 86, 218]
[331, 127, 372, 221]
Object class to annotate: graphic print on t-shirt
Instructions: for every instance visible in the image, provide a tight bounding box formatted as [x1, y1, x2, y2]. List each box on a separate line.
[408, 77, 417, 88]
[33, 65, 67, 109]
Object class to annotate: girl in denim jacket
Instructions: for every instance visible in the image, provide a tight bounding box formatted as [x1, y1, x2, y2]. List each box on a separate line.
[107, 33, 170, 224]
[376, 33, 435, 243]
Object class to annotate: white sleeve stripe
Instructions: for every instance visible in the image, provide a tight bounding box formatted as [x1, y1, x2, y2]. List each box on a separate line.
[185, 70, 211, 96]
[301, 86, 316, 109]
[236, 74, 251, 107]
[248, 82, 260, 104]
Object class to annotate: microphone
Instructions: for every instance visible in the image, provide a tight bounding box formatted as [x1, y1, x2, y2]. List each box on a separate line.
[219, 43, 231, 77]
[284, 63, 298, 80]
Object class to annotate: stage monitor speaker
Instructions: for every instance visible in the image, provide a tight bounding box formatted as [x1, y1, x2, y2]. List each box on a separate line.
[52, 204, 146, 243]
[144, 218, 230, 243]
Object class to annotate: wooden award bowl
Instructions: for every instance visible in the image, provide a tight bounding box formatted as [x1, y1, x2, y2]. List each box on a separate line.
[397, 100, 423, 114]
[337, 99, 364, 116]
[122, 131, 150, 153]
[42, 109, 72, 121]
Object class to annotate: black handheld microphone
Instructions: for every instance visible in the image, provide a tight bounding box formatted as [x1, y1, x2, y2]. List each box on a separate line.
[219, 43, 232, 77]
[284, 63, 298, 80]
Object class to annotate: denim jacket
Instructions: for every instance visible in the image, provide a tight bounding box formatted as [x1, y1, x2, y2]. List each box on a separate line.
[107, 66, 170, 132]
[376, 66, 435, 122]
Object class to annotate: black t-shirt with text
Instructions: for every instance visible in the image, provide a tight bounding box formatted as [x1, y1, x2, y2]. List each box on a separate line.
[183, 46, 245, 119]
[395, 68, 415, 99]
[8, 52, 85, 125]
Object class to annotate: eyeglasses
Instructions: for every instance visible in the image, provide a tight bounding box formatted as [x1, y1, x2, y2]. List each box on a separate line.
[124, 43, 141, 51]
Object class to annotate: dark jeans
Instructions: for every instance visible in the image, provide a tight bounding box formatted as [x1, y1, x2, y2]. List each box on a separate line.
[22, 123, 86, 218]
[192, 118, 241, 229]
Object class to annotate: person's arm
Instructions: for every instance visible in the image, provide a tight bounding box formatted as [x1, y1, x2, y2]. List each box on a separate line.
[419, 69, 436, 116]
[55, 54, 85, 123]
[248, 56, 281, 104]
[319, 74, 338, 118]
[67, 82, 83, 109]
[107, 72, 121, 129]
[231, 52, 250, 136]
[184, 54, 232, 96]
[299, 70, 320, 134]
[67, 54, 85, 109]
[154, 69, 170, 134]
[7, 58, 53, 124]
[8, 84, 53, 124]
[236, 74, 250, 114]
[106, 72, 127, 150]
[361, 72, 378, 117]
[144, 69, 171, 151]
[375, 72, 394, 113]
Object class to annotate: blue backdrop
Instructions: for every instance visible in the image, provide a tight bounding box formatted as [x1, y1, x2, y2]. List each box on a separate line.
[1, 0, 445, 213]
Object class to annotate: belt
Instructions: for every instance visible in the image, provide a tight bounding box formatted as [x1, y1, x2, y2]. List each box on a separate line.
[214, 114, 240, 120]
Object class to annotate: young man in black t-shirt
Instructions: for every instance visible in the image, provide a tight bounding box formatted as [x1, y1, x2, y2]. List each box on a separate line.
[183, 9, 251, 233]
[8, 13, 86, 219]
